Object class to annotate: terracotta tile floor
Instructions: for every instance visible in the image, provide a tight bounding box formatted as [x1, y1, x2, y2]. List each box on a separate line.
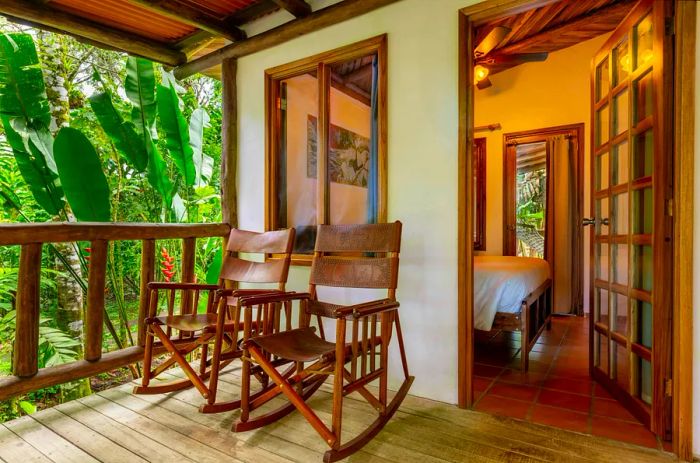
[473, 315, 663, 450]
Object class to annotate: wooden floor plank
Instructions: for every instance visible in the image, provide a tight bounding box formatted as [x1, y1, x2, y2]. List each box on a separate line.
[78, 393, 243, 463]
[54, 400, 190, 462]
[3, 415, 98, 462]
[0, 424, 52, 463]
[30, 407, 146, 463]
[1, 362, 676, 463]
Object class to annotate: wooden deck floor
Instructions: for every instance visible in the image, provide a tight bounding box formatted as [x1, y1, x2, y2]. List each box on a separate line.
[0, 366, 676, 463]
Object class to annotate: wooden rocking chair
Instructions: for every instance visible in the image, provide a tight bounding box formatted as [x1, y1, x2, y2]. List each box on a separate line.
[234, 222, 413, 463]
[133, 228, 295, 414]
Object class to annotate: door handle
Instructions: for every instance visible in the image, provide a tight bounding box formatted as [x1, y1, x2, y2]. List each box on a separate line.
[582, 217, 610, 226]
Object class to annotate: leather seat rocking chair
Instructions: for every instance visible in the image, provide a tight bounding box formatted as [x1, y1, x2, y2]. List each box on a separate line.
[133, 228, 296, 414]
[233, 222, 414, 463]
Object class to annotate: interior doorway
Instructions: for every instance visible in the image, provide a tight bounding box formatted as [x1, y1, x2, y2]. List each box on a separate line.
[457, 0, 696, 459]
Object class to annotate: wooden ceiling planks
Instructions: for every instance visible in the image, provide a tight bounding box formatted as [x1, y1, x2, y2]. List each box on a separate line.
[474, 0, 636, 75]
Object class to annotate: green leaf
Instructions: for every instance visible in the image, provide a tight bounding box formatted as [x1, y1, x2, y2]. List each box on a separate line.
[89, 91, 148, 172]
[53, 127, 111, 221]
[1, 115, 64, 214]
[206, 248, 223, 285]
[0, 34, 51, 126]
[157, 84, 195, 185]
[189, 108, 213, 188]
[18, 400, 36, 415]
[145, 137, 173, 206]
[125, 57, 156, 135]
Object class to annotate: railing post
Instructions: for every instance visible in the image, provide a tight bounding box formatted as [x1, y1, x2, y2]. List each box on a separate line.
[180, 237, 196, 314]
[138, 239, 156, 346]
[13, 243, 43, 377]
[85, 240, 108, 362]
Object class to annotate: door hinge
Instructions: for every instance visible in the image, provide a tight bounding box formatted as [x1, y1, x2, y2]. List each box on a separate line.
[665, 17, 675, 36]
[666, 199, 673, 217]
[665, 378, 673, 397]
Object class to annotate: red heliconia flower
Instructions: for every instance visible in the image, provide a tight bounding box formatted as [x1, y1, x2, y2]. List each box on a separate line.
[160, 247, 177, 282]
[83, 246, 92, 263]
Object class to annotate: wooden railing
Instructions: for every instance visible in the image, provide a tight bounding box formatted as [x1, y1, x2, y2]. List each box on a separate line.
[0, 222, 231, 401]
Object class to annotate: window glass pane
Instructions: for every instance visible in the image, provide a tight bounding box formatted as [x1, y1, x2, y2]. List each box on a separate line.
[613, 342, 629, 391]
[633, 129, 653, 179]
[613, 293, 628, 337]
[634, 71, 653, 123]
[597, 198, 609, 235]
[614, 37, 630, 85]
[632, 187, 653, 234]
[632, 245, 653, 292]
[639, 356, 652, 404]
[612, 244, 628, 285]
[613, 90, 629, 135]
[612, 141, 629, 185]
[597, 243, 609, 281]
[637, 300, 653, 349]
[634, 14, 653, 70]
[597, 287, 609, 326]
[596, 57, 610, 101]
[612, 192, 629, 235]
[597, 152, 609, 191]
[596, 331, 609, 374]
[596, 105, 610, 147]
[278, 74, 319, 254]
[328, 54, 377, 225]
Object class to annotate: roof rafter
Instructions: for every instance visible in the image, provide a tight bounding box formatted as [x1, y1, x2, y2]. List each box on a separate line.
[272, 0, 312, 18]
[129, 0, 247, 42]
[174, 0, 400, 79]
[497, 0, 633, 55]
[0, 0, 186, 65]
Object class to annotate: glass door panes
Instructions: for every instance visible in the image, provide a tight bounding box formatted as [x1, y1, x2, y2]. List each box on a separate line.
[590, 2, 664, 430]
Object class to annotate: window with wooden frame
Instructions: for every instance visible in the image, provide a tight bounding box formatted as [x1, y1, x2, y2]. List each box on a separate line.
[265, 35, 387, 264]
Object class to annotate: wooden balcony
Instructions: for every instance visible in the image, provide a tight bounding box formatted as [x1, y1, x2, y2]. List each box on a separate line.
[0, 365, 675, 462]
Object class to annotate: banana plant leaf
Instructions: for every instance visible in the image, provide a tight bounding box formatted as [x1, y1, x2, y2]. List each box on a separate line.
[189, 108, 213, 188]
[157, 83, 195, 186]
[125, 57, 157, 136]
[53, 127, 111, 222]
[0, 33, 51, 126]
[89, 91, 148, 172]
[145, 137, 173, 206]
[1, 116, 64, 215]
[205, 248, 223, 285]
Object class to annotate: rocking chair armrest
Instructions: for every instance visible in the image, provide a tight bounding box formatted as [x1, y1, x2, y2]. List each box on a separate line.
[333, 299, 400, 319]
[237, 292, 311, 307]
[147, 282, 220, 291]
[215, 288, 285, 300]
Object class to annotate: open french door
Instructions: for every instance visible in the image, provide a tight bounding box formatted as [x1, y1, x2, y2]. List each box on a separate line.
[589, 0, 673, 438]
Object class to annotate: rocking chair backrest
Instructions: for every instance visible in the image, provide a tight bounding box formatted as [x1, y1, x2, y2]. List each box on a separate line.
[309, 222, 402, 291]
[219, 228, 295, 287]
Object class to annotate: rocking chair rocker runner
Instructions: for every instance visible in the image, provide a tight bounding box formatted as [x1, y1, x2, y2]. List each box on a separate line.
[234, 222, 413, 463]
[133, 228, 295, 414]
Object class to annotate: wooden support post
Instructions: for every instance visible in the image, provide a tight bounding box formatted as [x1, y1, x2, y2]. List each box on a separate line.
[13, 243, 43, 377]
[138, 239, 156, 346]
[85, 240, 108, 362]
[221, 58, 238, 231]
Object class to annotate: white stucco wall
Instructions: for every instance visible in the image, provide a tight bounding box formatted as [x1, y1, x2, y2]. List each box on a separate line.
[237, 0, 479, 404]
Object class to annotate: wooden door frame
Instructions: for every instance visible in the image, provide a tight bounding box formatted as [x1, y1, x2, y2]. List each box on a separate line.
[457, 1, 695, 459]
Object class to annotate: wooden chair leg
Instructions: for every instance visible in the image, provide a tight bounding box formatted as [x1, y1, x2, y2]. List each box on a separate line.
[239, 347, 252, 423]
[141, 324, 154, 388]
[331, 319, 346, 448]
[151, 323, 210, 398]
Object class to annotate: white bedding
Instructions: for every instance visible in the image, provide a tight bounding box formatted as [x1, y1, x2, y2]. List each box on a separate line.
[474, 256, 551, 331]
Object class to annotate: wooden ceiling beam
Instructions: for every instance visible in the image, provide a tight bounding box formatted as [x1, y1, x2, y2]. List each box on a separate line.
[272, 0, 311, 18]
[226, 0, 281, 27]
[129, 0, 246, 42]
[497, 1, 633, 55]
[174, 0, 400, 79]
[0, 0, 186, 65]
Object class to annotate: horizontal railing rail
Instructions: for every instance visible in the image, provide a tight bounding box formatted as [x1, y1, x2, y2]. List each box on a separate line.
[0, 222, 231, 401]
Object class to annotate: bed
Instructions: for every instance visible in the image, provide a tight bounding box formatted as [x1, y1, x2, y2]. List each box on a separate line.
[474, 256, 552, 371]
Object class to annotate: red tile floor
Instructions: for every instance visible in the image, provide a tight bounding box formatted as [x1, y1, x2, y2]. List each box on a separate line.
[473, 315, 665, 450]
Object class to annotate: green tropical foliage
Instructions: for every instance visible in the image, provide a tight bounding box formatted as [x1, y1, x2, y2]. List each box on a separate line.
[516, 169, 546, 257]
[0, 24, 224, 421]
